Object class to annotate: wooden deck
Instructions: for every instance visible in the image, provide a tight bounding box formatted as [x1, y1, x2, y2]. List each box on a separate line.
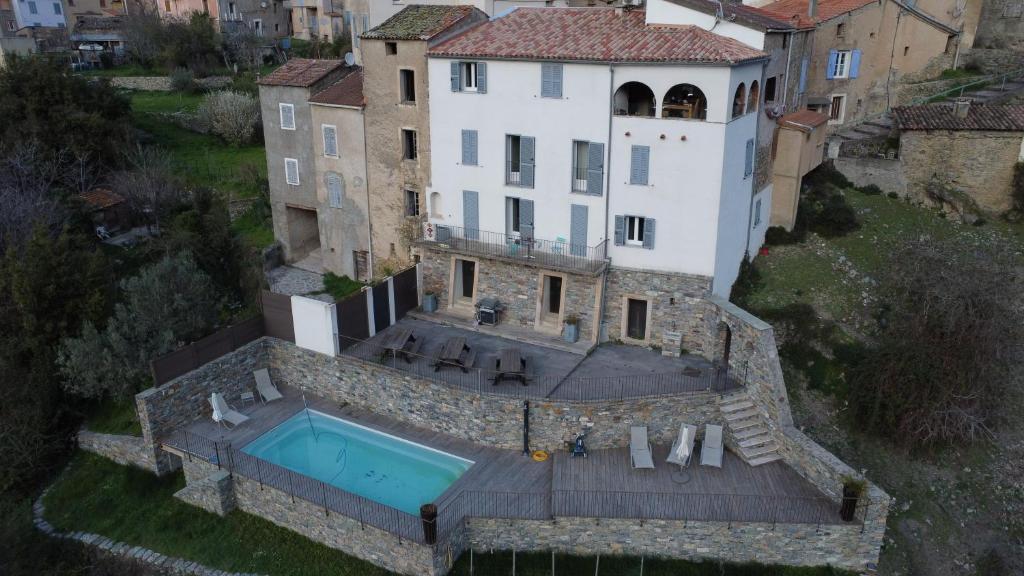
[167, 386, 846, 543]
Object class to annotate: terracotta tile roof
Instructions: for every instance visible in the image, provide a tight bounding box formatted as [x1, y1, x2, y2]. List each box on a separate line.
[664, 0, 795, 31]
[258, 58, 344, 87]
[758, 0, 874, 27]
[893, 104, 1024, 131]
[79, 188, 125, 210]
[778, 109, 829, 132]
[428, 7, 766, 64]
[362, 5, 478, 41]
[309, 68, 364, 108]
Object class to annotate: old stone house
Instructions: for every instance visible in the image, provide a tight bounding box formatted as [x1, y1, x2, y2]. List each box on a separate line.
[894, 101, 1024, 215]
[158, 0, 290, 38]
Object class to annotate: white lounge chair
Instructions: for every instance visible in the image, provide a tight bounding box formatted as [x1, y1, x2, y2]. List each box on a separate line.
[629, 426, 655, 469]
[700, 424, 724, 468]
[253, 368, 283, 403]
[210, 392, 249, 429]
[667, 423, 698, 469]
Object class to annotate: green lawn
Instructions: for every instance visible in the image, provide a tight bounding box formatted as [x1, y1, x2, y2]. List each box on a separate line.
[85, 399, 142, 437]
[44, 453, 391, 576]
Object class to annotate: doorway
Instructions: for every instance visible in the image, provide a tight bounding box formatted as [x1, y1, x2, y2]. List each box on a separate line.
[452, 258, 477, 309]
[625, 298, 648, 341]
[538, 273, 564, 329]
[716, 321, 732, 367]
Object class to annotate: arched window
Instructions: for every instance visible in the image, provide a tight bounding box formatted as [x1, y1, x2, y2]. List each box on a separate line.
[747, 80, 759, 113]
[662, 83, 708, 120]
[430, 191, 443, 218]
[613, 81, 656, 117]
[732, 83, 746, 119]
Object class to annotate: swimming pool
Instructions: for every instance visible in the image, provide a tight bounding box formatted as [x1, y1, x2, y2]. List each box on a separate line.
[242, 410, 473, 514]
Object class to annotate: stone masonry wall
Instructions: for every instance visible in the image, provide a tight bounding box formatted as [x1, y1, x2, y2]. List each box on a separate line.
[77, 429, 178, 475]
[418, 246, 602, 343]
[466, 517, 876, 572]
[267, 338, 721, 451]
[107, 76, 232, 91]
[900, 129, 1022, 214]
[602, 267, 712, 352]
[176, 459, 236, 517]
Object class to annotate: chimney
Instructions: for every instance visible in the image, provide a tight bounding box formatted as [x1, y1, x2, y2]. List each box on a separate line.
[953, 97, 971, 119]
[808, 0, 817, 18]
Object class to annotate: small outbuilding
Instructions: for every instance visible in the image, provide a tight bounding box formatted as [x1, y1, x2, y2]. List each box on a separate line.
[80, 188, 130, 236]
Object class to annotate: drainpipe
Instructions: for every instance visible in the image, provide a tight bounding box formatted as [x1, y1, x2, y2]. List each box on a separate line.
[361, 105, 375, 278]
[781, 31, 794, 110]
[596, 63, 615, 343]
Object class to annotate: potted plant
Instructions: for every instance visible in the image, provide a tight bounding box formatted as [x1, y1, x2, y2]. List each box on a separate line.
[563, 315, 579, 343]
[422, 291, 438, 313]
[840, 475, 867, 522]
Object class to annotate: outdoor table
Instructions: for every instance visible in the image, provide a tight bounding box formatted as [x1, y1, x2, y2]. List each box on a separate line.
[379, 326, 415, 363]
[493, 347, 528, 386]
[434, 336, 471, 372]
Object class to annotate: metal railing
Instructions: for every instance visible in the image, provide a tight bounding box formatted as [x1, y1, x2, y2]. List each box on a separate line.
[421, 224, 608, 275]
[505, 162, 523, 186]
[339, 333, 738, 403]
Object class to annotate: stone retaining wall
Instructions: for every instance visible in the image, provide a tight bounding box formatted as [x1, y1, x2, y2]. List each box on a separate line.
[108, 76, 232, 91]
[77, 429, 178, 475]
[834, 157, 905, 195]
[267, 338, 722, 451]
[601, 267, 712, 352]
[963, 48, 1024, 73]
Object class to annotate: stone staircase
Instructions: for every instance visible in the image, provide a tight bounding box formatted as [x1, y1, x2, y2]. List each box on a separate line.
[719, 391, 781, 466]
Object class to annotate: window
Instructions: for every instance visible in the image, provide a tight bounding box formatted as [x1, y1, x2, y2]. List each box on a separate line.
[662, 83, 708, 120]
[903, 46, 909, 57]
[28, 1, 37, 14]
[284, 158, 299, 186]
[744, 139, 754, 178]
[506, 197, 521, 235]
[782, 33, 789, 49]
[829, 94, 846, 123]
[625, 216, 645, 246]
[164, 0, 170, 11]
[275, 23, 279, 32]
[327, 173, 343, 208]
[764, 76, 777, 102]
[505, 197, 534, 238]
[505, 134, 535, 187]
[52, 1, 60, 13]
[402, 129, 417, 161]
[836, 22, 845, 37]
[385, 42, 397, 55]
[405, 189, 420, 217]
[461, 129, 478, 166]
[613, 82, 655, 117]
[279, 103, 295, 130]
[732, 83, 746, 118]
[753, 198, 762, 227]
[253, 19, 262, 36]
[748, 80, 759, 113]
[322, 125, 338, 157]
[829, 50, 851, 79]
[451, 61, 486, 93]
[629, 145, 649, 186]
[541, 63, 563, 98]
[399, 69, 415, 103]
[571, 140, 604, 195]
[615, 215, 655, 249]
[228, 1, 235, 13]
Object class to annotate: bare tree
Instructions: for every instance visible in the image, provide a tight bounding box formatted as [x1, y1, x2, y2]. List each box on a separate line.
[0, 144, 69, 253]
[122, 0, 164, 67]
[110, 146, 185, 232]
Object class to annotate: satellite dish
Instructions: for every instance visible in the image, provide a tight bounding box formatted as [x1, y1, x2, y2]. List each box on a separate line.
[344, 52, 355, 66]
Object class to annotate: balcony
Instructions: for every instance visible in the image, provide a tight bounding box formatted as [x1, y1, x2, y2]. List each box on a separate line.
[418, 223, 608, 276]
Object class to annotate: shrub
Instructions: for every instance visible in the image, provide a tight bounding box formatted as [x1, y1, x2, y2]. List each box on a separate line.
[805, 162, 852, 190]
[729, 255, 762, 309]
[169, 67, 197, 93]
[323, 273, 364, 301]
[764, 225, 805, 245]
[887, 191, 899, 199]
[198, 90, 261, 146]
[811, 192, 859, 237]
[1012, 162, 1024, 211]
[858, 184, 883, 196]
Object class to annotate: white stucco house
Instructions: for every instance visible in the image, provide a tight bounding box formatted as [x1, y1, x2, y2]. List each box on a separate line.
[10, 0, 67, 29]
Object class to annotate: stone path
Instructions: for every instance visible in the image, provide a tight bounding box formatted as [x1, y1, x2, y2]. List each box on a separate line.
[33, 483, 265, 576]
[265, 265, 328, 299]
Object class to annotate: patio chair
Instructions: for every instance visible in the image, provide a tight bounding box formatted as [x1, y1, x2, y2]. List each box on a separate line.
[209, 392, 249, 429]
[253, 368, 283, 403]
[667, 423, 697, 469]
[700, 424, 724, 468]
[629, 426, 655, 469]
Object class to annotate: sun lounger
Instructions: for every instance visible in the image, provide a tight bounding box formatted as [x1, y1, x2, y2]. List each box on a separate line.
[667, 423, 698, 468]
[700, 424, 724, 468]
[210, 392, 249, 429]
[253, 368, 283, 403]
[630, 426, 655, 469]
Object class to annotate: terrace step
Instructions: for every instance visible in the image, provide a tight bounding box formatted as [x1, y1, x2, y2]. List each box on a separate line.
[723, 407, 760, 422]
[738, 433, 774, 448]
[741, 442, 780, 459]
[720, 400, 754, 413]
[733, 425, 769, 440]
[746, 453, 783, 466]
[728, 417, 762, 431]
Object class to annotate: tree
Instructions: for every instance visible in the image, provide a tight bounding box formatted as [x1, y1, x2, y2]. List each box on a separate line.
[122, 0, 164, 68]
[58, 252, 221, 400]
[160, 12, 222, 75]
[110, 146, 186, 232]
[0, 145, 69, 253]
[198, 90, 262, 146]
[847, 240, 1023, 447]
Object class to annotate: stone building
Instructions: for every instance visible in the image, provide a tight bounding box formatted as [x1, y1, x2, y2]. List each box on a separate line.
[158, 0, 290, 38]
[974, 0, 1024, 49]
[759, 0, 981, 129]
[771, 109, 829, 229]
[894, 101, 1024, 215]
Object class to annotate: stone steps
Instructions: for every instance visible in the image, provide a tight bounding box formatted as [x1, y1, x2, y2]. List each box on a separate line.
[717, 391, 782, 466]
[738, 433, 774, 448]
[733, 425, 769, 440]
[720, 400, 754, 414]
[723, 407, 760, 422]
[747, 453, 783, 466]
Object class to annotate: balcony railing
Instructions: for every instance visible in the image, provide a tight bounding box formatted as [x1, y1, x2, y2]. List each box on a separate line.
[420, 223, 607, 275]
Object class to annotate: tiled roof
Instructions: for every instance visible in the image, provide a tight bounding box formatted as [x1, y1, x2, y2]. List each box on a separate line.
[893, 104, 1024, 131]
[362, 5, 477, 41]
[309, 68, 364, 108]
[428, 7, 766, 64]
[258, 58, 344, 87]
[664, 0, 795, 31]
[777, 109, 829, 132]
[758, 0, 874, 27]
[80, 188, 125, 210]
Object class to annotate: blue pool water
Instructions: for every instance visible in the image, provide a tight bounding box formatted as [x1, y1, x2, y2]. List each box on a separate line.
[242, 410, 473, 514]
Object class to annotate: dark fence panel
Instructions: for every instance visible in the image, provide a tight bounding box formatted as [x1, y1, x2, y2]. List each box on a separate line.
[337, 292, 370, 349]
[372, 282, 390, 333]
[392, 267, 418, 321]
[261, 290, 295, 342]
[150, 316, 265, 386]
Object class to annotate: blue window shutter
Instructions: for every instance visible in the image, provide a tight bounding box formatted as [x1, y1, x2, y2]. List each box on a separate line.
[826, 49, 838, 80]
[461, 129, 478, 165]
[614, 215, 625, 246]
[630, 145, 649, 185]
[744, 139, 754, 178]
[570, 204, 588, 256]
[477, 62, 487, 93]
[344, 11, 351, 26]
[541, 63, 562, 98]
[586, 142, 604, 196]
[327, 173, 344, 208]
[450, 61, 461, 92]
[642, 218, 656, 249]
[850, 49, 862, 78]
[519, 199, 534, 241]
[462, 190, 479, 239]
[798, 56, 809, 94]
[520, 136, 535, 188]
